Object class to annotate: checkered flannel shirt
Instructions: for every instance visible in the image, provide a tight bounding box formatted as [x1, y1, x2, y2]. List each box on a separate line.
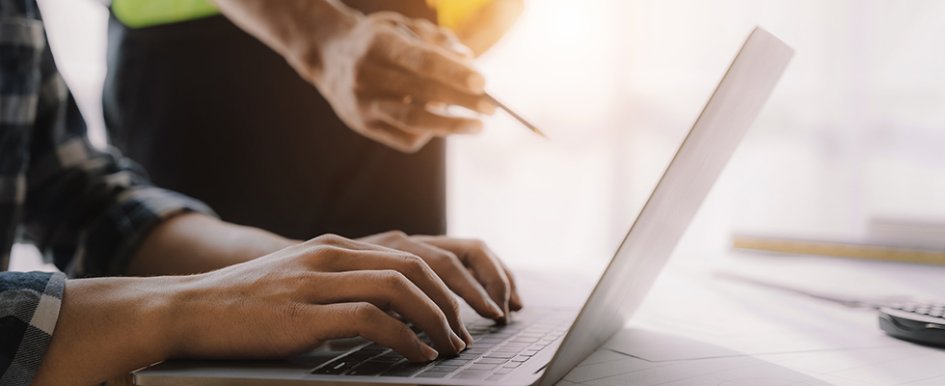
[1, 1, 214, 384]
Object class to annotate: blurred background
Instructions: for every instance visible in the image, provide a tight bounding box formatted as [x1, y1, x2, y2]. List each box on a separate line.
[15, 0, 945, 275]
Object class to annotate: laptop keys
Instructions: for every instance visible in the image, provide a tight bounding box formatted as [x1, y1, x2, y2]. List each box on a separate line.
[311, 311, 570, 378]
[415, 365, 461, 378]
[454, 369, 491, 380]
[312, 359, 359, 375]
[380, 361, 427, 377]
[346, 362, 396, 376]
[474, 358, 508, 365]
[437, 358, 471, 366]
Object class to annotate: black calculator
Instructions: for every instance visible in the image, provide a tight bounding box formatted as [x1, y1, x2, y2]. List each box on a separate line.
[879, 303, 945, 347]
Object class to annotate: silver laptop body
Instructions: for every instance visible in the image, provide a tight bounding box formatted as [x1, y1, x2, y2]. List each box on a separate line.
[135, 27, 793, 386]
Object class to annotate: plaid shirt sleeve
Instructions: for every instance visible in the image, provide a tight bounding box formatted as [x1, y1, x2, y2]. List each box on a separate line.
[21, 34, 215, 279]
[1, 0, 215, 383]
[0, 271, 64, 386]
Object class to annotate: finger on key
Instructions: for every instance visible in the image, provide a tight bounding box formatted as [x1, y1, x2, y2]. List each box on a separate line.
[302, 271, 464, 354]
[311, 302, 438, 362]
[326, 249, 469, 347]
[413, 237, 513, 324]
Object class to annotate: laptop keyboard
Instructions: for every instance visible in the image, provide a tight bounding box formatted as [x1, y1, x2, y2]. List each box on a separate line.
[310, 311, 571, 381]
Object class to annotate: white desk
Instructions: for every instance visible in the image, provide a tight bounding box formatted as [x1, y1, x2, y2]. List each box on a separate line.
[546, 251, 945, 385]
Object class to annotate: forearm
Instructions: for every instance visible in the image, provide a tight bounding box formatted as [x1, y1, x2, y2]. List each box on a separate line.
[126, 213, 295, 276]
[212, 0, 358, 81]
[32, 277, 182, 385]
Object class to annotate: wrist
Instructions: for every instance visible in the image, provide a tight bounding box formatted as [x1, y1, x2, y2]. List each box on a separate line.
[214, 0, 360, 84]
[159, 275, 203, 358]
[35, 276, 187, 384]
[283, 1, 361, 85]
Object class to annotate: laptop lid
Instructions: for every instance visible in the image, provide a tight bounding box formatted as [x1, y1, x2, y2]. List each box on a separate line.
[539, 27, 794, 386]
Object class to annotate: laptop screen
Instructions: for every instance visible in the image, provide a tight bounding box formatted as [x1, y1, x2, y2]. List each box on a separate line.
[540, 27, 794, 386]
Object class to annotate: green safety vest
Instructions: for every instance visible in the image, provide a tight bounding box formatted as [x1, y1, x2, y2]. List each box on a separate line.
[112, 0, 220, 28]
[112, 0, 482, 31]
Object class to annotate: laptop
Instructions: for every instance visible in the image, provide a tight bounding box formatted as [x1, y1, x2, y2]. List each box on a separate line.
[135, 27, 793, 386]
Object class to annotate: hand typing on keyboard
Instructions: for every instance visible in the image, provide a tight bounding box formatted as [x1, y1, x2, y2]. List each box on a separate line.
[359, 231, 523, 324]
[122, 232, 522, 364]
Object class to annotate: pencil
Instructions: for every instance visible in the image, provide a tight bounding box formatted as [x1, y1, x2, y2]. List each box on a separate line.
[485, 93, 548, 138]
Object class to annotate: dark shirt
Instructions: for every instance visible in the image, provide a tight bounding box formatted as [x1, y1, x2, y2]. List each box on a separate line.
[103, 0, 447, 241]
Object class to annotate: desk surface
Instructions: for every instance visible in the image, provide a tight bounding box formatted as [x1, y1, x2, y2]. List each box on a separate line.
[549, 251, 945, 386]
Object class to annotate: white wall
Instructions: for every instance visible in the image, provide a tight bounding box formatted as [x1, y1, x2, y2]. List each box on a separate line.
[451, 0, 945, 271]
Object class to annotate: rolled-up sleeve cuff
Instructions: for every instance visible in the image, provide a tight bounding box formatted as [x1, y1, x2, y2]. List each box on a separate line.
[81, 187, 217, 277]
[0, 271, 65, 386]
